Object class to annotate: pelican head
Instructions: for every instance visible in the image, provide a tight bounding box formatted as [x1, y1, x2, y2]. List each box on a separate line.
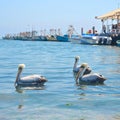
[18, 64, 25, 70]
[80, 63, 92, 75]
[80, 63, 88, 68]
[75, 56, 80, 61]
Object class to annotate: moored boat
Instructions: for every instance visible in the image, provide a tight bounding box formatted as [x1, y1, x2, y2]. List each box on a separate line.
[80, 34, 112, 45]
[80, 34, 97, 45]
[56, 35, 69, 42]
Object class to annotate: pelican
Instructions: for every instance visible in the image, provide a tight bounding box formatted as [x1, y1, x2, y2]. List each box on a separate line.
[73, 56, 92, 82]
[75, 63, 106, 85]
[14, 64, 47, 88]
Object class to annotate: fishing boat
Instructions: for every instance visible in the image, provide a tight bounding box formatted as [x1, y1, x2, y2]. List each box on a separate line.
[56, 35, 69, 42]
[69, 33, 112, 45]
[80, 34, 98, 45]
[2, 31, 48, 41]
[80, 34, 112, 45]
[56, 25, 76, 42]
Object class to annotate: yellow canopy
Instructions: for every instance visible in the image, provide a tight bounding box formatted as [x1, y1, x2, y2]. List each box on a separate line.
[96, 8, 120, 20]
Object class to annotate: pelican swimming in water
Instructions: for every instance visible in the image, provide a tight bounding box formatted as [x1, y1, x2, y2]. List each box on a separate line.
[73, 56, 92, 82]
[75, 63, 106, 85]
[14, 64, 47, 89]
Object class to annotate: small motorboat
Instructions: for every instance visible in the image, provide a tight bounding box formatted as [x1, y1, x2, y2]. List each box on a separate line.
[80, 34, 112, 45]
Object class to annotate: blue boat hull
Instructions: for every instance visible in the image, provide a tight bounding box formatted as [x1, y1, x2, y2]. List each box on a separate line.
[56, 35, 69, 42]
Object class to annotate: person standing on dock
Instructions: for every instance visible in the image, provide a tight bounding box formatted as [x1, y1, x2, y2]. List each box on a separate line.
[102, 25, 106, 34]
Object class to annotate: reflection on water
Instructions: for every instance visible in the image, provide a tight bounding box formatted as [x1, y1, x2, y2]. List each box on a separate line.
[0, 40, 120, 120]
[15, 86, 46, 93]
[77, 85, 88, 90]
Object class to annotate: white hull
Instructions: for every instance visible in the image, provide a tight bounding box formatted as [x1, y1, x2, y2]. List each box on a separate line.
[74, 34, 112, 45]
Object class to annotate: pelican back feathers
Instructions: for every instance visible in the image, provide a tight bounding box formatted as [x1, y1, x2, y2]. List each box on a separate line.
[79, 73, 106, 85]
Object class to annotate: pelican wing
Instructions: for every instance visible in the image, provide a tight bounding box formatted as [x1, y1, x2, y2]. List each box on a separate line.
[20, 74, 42, 83]
[81, 73, 100, 81]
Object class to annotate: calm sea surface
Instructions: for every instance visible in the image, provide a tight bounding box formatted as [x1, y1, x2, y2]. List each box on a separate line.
[0, 39, 120, 120]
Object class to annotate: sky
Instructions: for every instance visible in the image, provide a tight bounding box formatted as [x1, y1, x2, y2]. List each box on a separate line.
[0, 0, 119, 37]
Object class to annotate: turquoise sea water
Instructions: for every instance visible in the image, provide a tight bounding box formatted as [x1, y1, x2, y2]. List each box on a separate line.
[0, 39, 120, 120]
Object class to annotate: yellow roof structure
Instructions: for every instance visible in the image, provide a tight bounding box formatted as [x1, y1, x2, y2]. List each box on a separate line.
[96, 8, 120, 20]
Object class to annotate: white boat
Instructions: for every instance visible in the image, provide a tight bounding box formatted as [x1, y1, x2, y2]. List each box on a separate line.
[80, 34, 98, 45]
[80, 34, 112, 45]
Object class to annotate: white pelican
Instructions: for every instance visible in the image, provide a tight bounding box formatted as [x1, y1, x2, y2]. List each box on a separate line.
[73, 56, 92, 82]
[75, 63, 106, 85]
[14, 64, 47, 88]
